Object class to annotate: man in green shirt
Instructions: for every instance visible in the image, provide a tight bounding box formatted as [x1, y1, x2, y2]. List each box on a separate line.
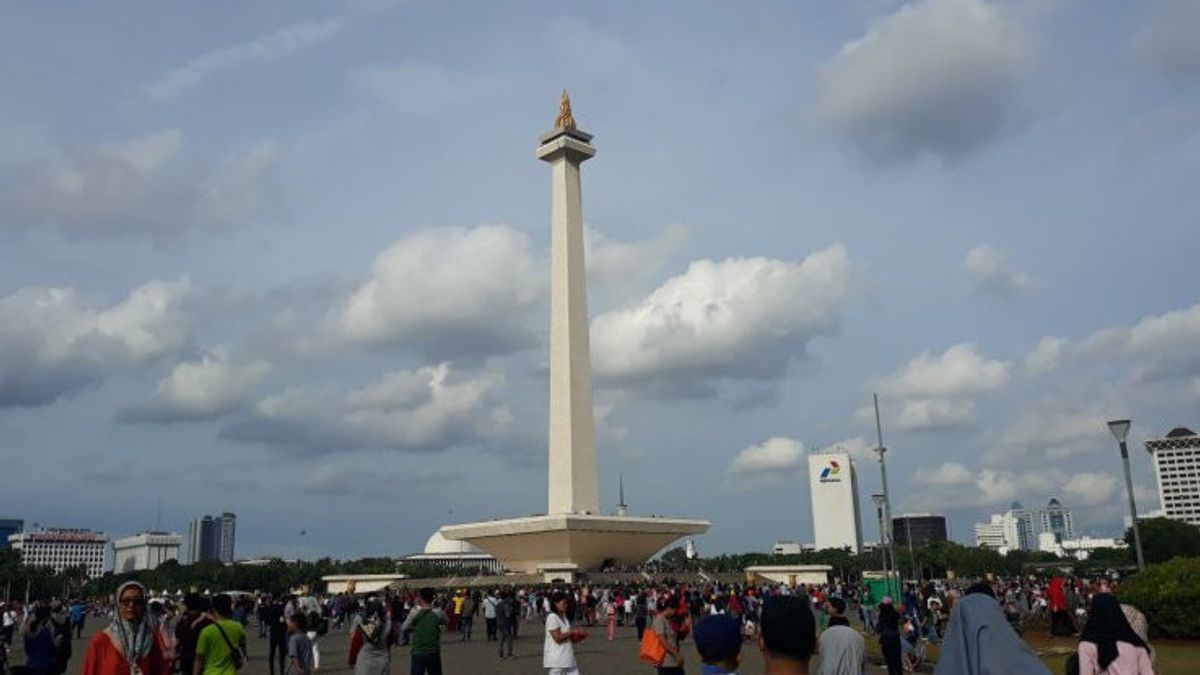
[195, 594, 247, 675]
[399, 588, 448, 675]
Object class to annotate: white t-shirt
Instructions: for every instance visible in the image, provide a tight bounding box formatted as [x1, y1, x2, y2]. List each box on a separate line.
[543, 614, 576, 668]
[3, 610, 16, 627]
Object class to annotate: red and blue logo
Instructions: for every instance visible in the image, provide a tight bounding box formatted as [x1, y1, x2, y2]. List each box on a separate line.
[819, 460, 842, 480]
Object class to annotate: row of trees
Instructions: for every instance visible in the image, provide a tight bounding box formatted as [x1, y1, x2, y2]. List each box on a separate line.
[83, 558, 478, 600]
[658, 518, 1200, 581]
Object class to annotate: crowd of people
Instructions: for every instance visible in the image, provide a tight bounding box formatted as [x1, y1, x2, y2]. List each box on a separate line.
[0, 573, 1163, 675]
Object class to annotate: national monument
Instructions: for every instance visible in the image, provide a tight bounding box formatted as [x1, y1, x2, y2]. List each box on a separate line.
[439, 93, 710, 577]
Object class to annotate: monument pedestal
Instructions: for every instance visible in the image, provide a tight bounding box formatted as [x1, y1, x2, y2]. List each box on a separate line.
[440, 514, 709, 574]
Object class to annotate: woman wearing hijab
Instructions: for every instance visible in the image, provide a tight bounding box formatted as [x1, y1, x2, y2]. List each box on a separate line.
[1077, 594, 1154, 675]
[1048, 578, 1076, 636]
[347, 599, 395, 675]
[82, 581, 170, 675]
[875, 598, 903, 675]
[933, 590, 1050, 675]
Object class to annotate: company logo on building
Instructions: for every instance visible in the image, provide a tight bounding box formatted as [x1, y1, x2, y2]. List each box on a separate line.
[819, 460, 842, 483]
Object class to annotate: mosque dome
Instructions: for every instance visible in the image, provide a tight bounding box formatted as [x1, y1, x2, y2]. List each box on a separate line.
[423, 531, 484, 555]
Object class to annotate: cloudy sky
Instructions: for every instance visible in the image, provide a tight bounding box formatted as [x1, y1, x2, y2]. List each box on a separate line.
[3, 0, 1199, 559]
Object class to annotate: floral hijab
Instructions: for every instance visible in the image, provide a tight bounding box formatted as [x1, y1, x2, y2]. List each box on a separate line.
[105, 581, 156, 668]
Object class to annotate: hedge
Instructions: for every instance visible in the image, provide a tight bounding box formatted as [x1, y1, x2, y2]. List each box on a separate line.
[1118, 557, 1200, 638]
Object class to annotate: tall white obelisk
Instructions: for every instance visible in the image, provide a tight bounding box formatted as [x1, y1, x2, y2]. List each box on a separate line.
[538, 91, 599, 516]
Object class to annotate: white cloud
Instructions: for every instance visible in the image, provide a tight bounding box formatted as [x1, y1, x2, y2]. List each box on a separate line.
[146, 16, 350, 101]
[0, 279, 191, 407]
[1026, 336, 1066, 374]
[1132, 0, 1200, 84]
[585, 224, 689, 301]
[119, 347, 270, 423]
[814, 0, 1040, 164]
[327, 225, 544, 358]
[220, 363, 511, 455]
[998, 408, 1108, 460]
[966, 245, 1033, 296]
[893, 399, 977, 432]
[727, 437, 805, 474]
[868, 342, 1009, 431]
[1080, 302, 1200, 382]
[877, 343, 1011, 399]
[592, 245, 851, 392]
[826, 436, 877, 465]
[1063, 472, 1119, 507]
[0, 131, 280, 241]
[924, 462, 973, 486]
[350, 64, 485, 115]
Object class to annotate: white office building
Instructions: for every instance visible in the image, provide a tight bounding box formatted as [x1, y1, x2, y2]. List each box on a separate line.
[808, 451, 864, 553]
[974, 511, 1026, 552]
[8, 528, 108, 579]
[1145, 427, 1200, 526]
[113, 531, 183, 573]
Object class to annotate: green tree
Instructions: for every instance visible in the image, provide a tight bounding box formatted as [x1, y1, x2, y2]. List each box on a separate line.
[1128, 517, 1200, 565]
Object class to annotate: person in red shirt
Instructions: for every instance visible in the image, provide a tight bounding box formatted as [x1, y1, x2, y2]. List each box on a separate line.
[82, 581, 170, 675]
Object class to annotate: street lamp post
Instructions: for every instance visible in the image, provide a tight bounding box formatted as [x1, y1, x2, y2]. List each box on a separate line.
[871, 493, 890, 596]
[873, 394, 899, 588]
[1107, 419, 1146, 571]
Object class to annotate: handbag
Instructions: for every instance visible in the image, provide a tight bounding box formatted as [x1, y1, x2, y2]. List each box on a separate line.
[638, 626, 666, 665]
[213, 622, 245, 670]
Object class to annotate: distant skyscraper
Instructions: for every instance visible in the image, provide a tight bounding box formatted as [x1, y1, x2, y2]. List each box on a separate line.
[809, 451, 864, 553]
[187, 512, 236, 563]
[218, 512, 236, 563]
[0, 519, 23, 550]
[1040, 498, 1075, 543]
[1145, 427, 1200, 526]
[1009, 501, 1036, 550]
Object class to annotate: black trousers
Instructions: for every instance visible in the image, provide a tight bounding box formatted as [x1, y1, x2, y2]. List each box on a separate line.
[410, 652, 443, 675]
[881, 635, 903, 675]
[268, 634, 287, 675]
[485, 617, 497, 640]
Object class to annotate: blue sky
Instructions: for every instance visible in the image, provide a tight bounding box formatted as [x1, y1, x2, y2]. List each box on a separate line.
[2, 0, 1199, 559]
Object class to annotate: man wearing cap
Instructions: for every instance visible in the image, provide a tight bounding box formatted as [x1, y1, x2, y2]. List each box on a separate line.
[816, 597, 864, 675]
[692, 614, 742, 675]
[758, 595, 817, 675]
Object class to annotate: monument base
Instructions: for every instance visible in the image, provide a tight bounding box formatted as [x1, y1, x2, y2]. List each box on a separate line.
[439, 514, 710, 574]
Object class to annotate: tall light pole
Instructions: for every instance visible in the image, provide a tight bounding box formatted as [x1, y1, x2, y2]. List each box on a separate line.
[873, 394, 899, 590]
[871, 493, 890, 593]
[1107, 419, 1146, 571]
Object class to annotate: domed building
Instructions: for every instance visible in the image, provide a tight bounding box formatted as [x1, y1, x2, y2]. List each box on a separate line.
[400, 531, 501, 573]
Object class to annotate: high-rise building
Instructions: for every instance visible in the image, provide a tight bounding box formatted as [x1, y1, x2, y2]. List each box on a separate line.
[8, 528, 108, 579]
[973, 517, 1009, 549]
[113, 532, 182, 572]
[892, 514, 948, 547]
[187, 512, 236, 563]
[0, 519, 23, 550]
[1145, 427, 1200, 526]
[1040, 498, 1075, 543]
[1009, 502, 1036, 550]
[974, 504, 1035, 551]
[218, 513, 236, 563]
[187, 515, 214, 563]
[808, 451, 864, 553]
